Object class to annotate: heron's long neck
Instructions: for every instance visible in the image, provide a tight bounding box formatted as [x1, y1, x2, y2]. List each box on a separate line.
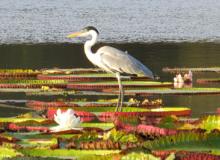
[84, 32, 98, 61]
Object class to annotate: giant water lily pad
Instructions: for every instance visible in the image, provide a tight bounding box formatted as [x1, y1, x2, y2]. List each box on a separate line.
[163, 67, 220, 73]
[0, 117, 47, 123]
[143, 131, 220, 151]
[38, 73, 151, 81]
[97, 107, 191, 118]
[26, 87, 220, 97]
[41, 68, 103, 74]
[67, 81, 172, 90]
[19, 149, 121, 158]
[197, 78, 220, 84]
[51, 106, 191, 117]
[80, 122, 114, 130]
[124, 88, 220, 96]
[0, 80, 67, 89]
[0, 147, 23, 159]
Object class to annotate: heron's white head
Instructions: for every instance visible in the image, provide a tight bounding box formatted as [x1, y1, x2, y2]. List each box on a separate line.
[67, 26, 99, 38]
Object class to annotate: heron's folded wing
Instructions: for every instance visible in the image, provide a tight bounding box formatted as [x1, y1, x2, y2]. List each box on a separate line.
[97, 46, 153, 78]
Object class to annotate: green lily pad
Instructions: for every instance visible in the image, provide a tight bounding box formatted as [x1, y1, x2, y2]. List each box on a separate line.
[67, 81, 172, 90]
[199, 115, 220, 132]
[80, 122, 114, 130]
[163, 67, 220, 73]
[125, 88, 220, 95]
[0, 80, 67, 84]
[0, 147, 22, 159]
[197, 78, 220, 83]
[143, 132, 220, 151]
[20, 149, 121, 159]
[0, 117, 46, 123]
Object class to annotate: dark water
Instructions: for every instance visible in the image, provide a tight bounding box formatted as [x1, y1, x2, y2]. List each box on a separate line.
[0, 43, 220, 117]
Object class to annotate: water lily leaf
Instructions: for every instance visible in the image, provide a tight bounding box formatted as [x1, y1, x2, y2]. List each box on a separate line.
[67, 81, 172, 90]
[0, 80, 67, 84]
[41, 68, 103, 75]
[38, 71, 151, 82]
[0, 117, 46, 123]
[143, 131, 220, 151]
[103, 128, 138, 143]
[158, 116, 178, 129]
[197, 78, 220, 84]
[19, 149, 121, 158]
[97, 107, 191, 118]
[0, 134, 18, 144]
[198, 115, 220, 132]
[125, 88, 220, 96]
[80, 123, 114, 130]
[0, 69, 37, 73]
[3, 157, 64, 160]
[163, 67, 220, 73]
[18, 138, 57, 148]
[0, 147, 23, 159]
[121, 152, 161, 160]
[175, 152, 220, 160]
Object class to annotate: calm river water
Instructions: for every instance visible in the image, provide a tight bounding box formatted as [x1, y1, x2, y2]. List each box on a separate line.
[0, 0, 220, 43]
[0, 43, 220, 117]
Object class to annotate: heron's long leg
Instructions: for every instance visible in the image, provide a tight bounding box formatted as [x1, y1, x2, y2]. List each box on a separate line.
[115, 73, 123, 112]
[120, 79, 124, 112]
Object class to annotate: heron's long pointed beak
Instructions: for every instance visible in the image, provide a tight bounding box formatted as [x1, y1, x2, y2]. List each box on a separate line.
[66, 31, 83, 38]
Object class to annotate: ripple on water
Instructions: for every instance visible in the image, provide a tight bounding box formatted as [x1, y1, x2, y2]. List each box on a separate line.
[0, 0, 220, 44]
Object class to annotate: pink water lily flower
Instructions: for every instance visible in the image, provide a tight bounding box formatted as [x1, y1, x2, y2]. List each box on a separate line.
[50, 109, 81, 132]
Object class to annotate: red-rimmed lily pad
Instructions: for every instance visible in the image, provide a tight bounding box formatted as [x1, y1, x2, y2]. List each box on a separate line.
[97, 107, 191, 119]
[37, 73, 151, 82]
[25, 87, 220, 97]
[0, 80, 67, 89]
[19, 149, 121, 159]
[41, 68, 104, 74]
[7, 123, 49, 132]
[67, 81, 172, 90]
[115, 121, 177, 136]
[163, 67, 220, 73]
[26, 99, 162, 111]
[197, 78, 220, 84]
[0, 69, 39, 80]
[122, 88, 220, 96]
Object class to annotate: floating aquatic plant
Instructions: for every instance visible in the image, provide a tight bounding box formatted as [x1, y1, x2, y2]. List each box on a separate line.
[197, 78, 220, 84]
[163, 67, 220, 73]
[19, 149, 121, 159]
[143, 131, 220, 151]
[67, 81, 172, 90]
[1, 67, 220, 159]
[0, 80, 67, 89]
[0, 147, 23, 159]
[50, 109, 81, 132]
[199, 115, 220, 132]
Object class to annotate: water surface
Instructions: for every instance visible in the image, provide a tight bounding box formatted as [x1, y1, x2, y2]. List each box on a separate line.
[0, 0, 220, 43]
[0, 42, 220, 117]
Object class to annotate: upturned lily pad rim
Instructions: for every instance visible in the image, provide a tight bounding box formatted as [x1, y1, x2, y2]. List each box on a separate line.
[0, 80, 67, 84]
[0, 117, 46, 123]
[80, 122, 114, 129]
[69, 81, 172, 85]
[19, 149, 121, 157]
[163, 67, 220, 73]
[71, 106, 190, 113]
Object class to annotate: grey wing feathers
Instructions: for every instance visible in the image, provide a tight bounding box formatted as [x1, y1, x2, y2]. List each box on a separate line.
[97, 46, 154, 79]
